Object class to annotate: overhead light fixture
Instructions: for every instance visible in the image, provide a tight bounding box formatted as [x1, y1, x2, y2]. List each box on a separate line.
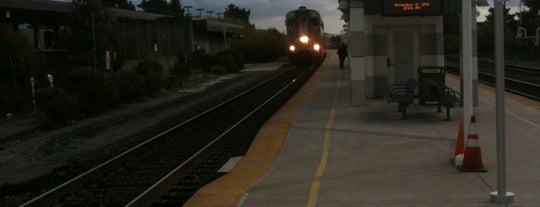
[6, 10, 11, 18]
[476, 0, 490, 7]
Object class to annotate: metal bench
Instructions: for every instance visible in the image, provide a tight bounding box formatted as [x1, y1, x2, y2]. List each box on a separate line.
[385, 78, 417, 120]
[429, 84, 461, 120]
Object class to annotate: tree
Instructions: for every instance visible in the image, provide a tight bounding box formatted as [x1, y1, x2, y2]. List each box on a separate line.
[224, 4, 252, 27]
[518, 0, 540, 33]
[138, 0, 169, 14]
[484, 6, 517, 24]
[477, 5, 519, 57]
[69, 0, 119, 68]
[137, 0, 183, 16]
[523, 0, 540, 11]
[442, 1, 485, 54]
[169, 0, 184, 16]
[442, 0, 461, 54]
[233, 28, 286, 63]
[0, 25, 37, 113]
[69, 0, 105, 66]
[104, 0, 135, 10]
[516, 0, 540, 59]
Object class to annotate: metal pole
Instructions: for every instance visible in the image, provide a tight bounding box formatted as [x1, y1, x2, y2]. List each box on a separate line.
[196, 8, 204, 17]
[9, 56, 21, 107]
[91, 12, 98, 70]
[462, 0, 473, 133]
[490, 0, 514, 203]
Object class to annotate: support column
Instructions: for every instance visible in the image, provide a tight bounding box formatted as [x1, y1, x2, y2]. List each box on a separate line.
[33, 21, 41, 50]
[419, 20, 444, 66]
[364, 19, 374, 98]
[462, 0, 474, 132]
[472, 1, 479, 106]
[349, 0, 366, 106]
[370, 27, 388, 97]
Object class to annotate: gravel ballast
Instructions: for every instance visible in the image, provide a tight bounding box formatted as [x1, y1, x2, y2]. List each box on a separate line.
[0, 63, 284, 206]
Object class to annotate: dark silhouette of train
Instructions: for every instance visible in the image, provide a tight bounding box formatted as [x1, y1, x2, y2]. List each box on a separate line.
[285, 6, 326, 65]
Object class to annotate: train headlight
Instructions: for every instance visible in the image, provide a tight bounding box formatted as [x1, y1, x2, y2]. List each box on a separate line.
[289, 45, 296, 52]
[299, 36, 309, 44]
[313, 44, 321, 51]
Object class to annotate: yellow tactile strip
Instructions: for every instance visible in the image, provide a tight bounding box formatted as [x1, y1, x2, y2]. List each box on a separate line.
[183, 62, 330, 207]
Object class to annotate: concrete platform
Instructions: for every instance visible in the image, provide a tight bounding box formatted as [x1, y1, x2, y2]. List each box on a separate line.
[185, 52, 540, 206]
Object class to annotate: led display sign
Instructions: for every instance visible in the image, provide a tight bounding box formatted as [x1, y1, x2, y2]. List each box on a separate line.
[383, 0, 442, 16]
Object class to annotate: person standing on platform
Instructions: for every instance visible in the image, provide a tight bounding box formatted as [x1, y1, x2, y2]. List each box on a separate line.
[337, 42, 348, 69]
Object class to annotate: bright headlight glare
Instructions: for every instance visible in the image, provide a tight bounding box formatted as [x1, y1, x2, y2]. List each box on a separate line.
[313, 44, 320, 51]
[289, 45, 296, 51]
[300, 36, 309, 43]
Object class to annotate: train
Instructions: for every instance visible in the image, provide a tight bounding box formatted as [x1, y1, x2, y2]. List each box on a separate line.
[285, 6, 325, 65]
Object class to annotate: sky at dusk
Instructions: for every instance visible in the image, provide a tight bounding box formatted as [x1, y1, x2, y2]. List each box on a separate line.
[135, 0, 346, 34]
[53, 0, 528, 35]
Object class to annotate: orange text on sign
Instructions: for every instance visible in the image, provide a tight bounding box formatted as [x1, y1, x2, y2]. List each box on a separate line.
[394, 2, 431, 11]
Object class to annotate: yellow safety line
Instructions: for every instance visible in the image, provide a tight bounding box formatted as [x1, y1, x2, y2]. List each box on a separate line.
[480, 98, 540, 129]
[306, 69, 341, 207]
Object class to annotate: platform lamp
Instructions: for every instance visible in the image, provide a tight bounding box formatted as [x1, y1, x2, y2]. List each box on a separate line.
[184, 6, 192, 17]
[206, 10, 214, 19]
[476, 0, 490, 6]
[490, 0, 514, 204]
[196, 8, 204, 17]
[5, 10, 10, 18]
[215, 12, 223, 20]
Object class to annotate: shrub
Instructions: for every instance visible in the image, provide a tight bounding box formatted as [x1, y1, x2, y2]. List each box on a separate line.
[0, 83, 18, 114]
[214, 51, 238, 73]
[114, 70, 147, 102]
[61, 67, 119, 116]
[135, 59, 164, 95]
[37, 87, 79, 123]
[170, 61, 191, 77]
[233, 29, 286, 63]
[230, 50, 245, 70]
[189, 49, 212, 71]
[136, 59, 162, 75]
[144, 70, 163, 94]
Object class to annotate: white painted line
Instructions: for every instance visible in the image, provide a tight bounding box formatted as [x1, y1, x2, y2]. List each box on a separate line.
[218, 156, 243, 173]
[480, 98, 540, 129]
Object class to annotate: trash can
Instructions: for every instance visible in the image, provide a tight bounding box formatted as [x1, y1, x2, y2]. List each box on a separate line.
[418, 66, 446, 104]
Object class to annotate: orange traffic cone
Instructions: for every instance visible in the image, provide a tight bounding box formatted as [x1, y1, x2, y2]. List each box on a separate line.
[459, 116, 488, 172]
[451, 118, 465, 167]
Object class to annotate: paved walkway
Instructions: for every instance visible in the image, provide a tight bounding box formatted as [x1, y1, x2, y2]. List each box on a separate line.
[186, 52, 540, 206]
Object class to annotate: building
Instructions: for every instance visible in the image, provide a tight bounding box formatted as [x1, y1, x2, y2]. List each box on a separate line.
[338, 0, 445, 105]
[0, 0, 244, 71]
[191, 18, 244, 55]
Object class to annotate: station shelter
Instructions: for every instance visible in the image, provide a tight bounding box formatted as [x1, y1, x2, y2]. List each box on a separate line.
[0, 0, 245, 72]
[191, 18, 244, 55]
[339, 0, 480, 106]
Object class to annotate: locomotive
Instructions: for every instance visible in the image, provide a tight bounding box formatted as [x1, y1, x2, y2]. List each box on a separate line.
[285, 6, 325, 65]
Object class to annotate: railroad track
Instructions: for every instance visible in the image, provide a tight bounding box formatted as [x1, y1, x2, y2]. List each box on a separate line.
[20, 62, 320, 206]
[445, 56, 540, 101]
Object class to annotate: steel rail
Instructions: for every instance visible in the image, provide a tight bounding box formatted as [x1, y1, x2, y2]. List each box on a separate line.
[445, 58, 540, 101]
[19, 65, 297, 207]
[126, 67, 309, 207]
